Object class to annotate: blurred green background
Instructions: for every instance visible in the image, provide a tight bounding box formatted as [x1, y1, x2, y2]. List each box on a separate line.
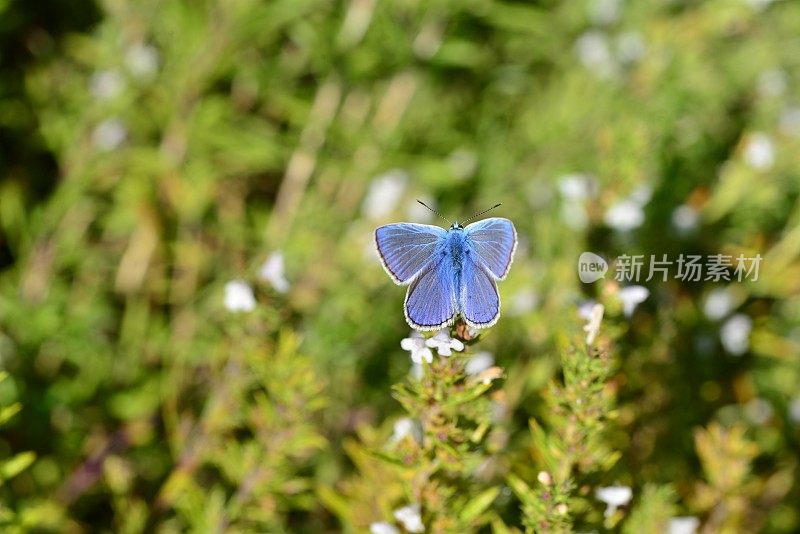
[1, 0, 799, 532]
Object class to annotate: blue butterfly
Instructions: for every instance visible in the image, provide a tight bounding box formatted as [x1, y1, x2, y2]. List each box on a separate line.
[375, 207, 517, 331]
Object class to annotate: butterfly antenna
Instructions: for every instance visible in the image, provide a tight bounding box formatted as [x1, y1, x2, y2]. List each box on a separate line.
[416, 200, 452, 225]
[463, 203, 502, 224]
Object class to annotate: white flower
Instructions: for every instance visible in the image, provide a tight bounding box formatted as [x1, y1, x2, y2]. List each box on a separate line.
[588, 0, 621, 25]
[574, 30, 618, 79]
[511, 289, 539, 316]
[125, 43, 159, 80]
[393, 504, 424, 533]
[224, 280, 256, 312]
[743, 133, 775, 171]
[258, 251, 290, 293]
[744, 0, 775, 11]
[91, 118, 127, 152]
[465, 352, 494, 375]
[779, 106, 800, 138]
[578, 300, 598, 321]
[744, 397, 773, 425]
[410, 363, 424, 380]
[720, 313, 752, 355]
[391, 417, 422, 444]
[618, 285, 649, 317]
[448, 149, 478, 180]
[401, 332, 434, 364]
[703, 288, 735, 321]
[630, 185, 653, 206]
[425, 331, 465, 356]
[370, 522, 400, 534]
[537, 471, 552, 486]
[561, 201, 589, 231]
[667, 516, 700, 534]
[595, 485, 632, 518]
[788, 395, 800, 424]
[582, 303, 605, 345]
[362, 170, 408, 220]
[616, 32, 646, 64]
[671, 204, 700, 234]
[90, 70, 124, 100]
[757, 69, 787, 98]
[557, 173, 596, 201]
[604, 199, 645, 231]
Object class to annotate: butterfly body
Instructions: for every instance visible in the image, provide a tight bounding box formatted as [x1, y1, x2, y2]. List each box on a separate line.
[375, 217, 517, 331]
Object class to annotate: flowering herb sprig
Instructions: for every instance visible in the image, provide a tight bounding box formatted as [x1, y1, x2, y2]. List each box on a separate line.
[372, 321, 505, 533]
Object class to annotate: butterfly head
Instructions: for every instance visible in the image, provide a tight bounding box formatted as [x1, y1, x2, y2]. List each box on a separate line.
[450, 222, 463, 231]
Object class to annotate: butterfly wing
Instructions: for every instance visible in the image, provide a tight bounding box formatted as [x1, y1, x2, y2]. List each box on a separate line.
[459, 254, 501, 328]
[464, 217, 517, 280]
[375, 223, 446, 285]
[404, 259, 457, 330]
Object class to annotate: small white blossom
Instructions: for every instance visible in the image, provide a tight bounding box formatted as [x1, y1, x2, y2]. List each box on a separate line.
[425, 331, 465, 356]
[618, 285, 649, 317]
[582, 303, 605, 345]
[743, 133, 775, 171]
[779, 106, 800, 138]
[91, 118, 127, 152]
[125, 43, 159, 79]
[595, 485, 632, 518]
[537, 471, 552, 486]
[630, 185, 653, 206]
[370, 522, 400, 534]
[744, 0, 775, 11]
[90, 70, 124, 100]
[401, 332, 434, 364]
[410, 363, 424, 380]
[757, 69, 787, 98]
[671, 204, 700, 234]
[703, 288, 735, 321]
[561, 201, 589, 230]
[557, 173, 596, 201]
[391, 417, 422, 444]
[575, 30, 618, 79]
[744, 397, 773, 425]
[258, 251, 290, 293]
[605, 199, 645, 231]
[448, 149, 478, 180]
[720, 313, 752, 355]
[604, 186, 652, 232]
[362, 170, 408, 220]
[667, 516, 700, 534]
[393, 504, 424, 533]
[588, 0, 621, 25]
[465, 352, 494, 375]
[224, 280, 256, 312]
[616, 32, 647, 64]
[511, 289, 539, 316]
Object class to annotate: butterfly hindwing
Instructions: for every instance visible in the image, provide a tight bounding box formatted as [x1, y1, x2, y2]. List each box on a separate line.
[375, 223, 446, 285]
[459, 254, 501, 328]
[404, 259, 457, 330]
[464, 217, 517, 280]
